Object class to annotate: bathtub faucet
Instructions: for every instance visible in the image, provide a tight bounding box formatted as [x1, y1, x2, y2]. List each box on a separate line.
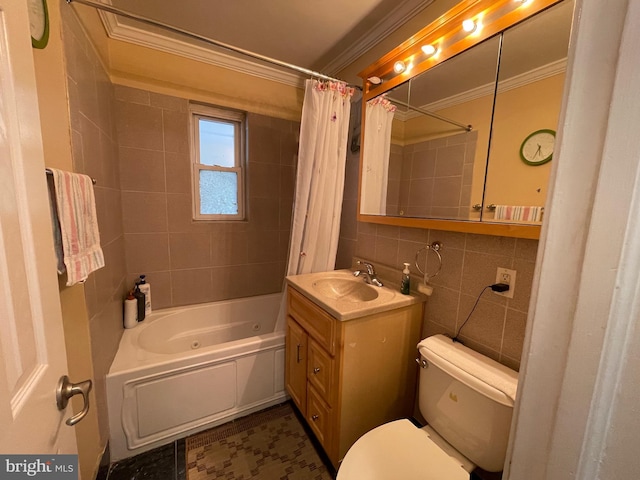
[354, 261, 383, 287]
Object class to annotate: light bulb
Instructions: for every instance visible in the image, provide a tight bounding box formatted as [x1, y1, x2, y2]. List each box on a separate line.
[421, 44, 437, 56]
[393, 61, 406, 74]
[462, 19, 477, 32]
[516, 0, 532, 4]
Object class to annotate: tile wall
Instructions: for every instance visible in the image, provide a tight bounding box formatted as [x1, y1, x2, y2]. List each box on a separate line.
[115, 86, 299, 308]
[61, 5, 127, 442]
[337, 133, 537, 370]
[387, 130, 478, 219]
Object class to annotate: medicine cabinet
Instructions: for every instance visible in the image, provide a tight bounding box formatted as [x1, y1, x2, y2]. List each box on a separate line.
[357, 0, 574, 239]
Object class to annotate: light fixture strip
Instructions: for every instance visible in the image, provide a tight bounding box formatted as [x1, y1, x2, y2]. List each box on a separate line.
[360, 0, 563, 100]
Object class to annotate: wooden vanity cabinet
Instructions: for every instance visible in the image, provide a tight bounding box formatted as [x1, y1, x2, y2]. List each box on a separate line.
[285, 285, 424, 468]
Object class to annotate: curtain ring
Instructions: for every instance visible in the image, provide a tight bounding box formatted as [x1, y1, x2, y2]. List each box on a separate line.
[414, 241, 443, 282]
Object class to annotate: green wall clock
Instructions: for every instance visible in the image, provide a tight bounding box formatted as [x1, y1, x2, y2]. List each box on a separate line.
[520, 129, 555, 166]
[28, 0, 50, 49]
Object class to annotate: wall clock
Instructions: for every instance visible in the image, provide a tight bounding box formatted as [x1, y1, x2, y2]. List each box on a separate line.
[520, 129, 555, 166]
[28, 0, 50, 49]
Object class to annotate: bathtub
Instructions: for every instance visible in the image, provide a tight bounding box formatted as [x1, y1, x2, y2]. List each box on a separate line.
[106, 293, 287, 462]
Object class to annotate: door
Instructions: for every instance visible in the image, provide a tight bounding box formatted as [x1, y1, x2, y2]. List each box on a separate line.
[0, 0, 77, 454]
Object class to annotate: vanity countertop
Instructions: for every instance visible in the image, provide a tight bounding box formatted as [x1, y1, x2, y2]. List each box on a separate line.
[286, 269, 425, 321]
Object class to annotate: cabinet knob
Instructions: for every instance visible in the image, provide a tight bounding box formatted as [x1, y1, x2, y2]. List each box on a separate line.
[312, 414, 319, 421]
[313, 367, 320, 374]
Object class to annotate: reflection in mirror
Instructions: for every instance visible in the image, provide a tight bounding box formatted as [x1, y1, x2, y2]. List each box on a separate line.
[484, 0, 573, 224]
[360, 36, 501, 220]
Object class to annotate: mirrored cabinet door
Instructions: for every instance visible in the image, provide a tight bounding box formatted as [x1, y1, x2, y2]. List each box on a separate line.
[483, 0, 574, 225]
[360, 35, 501, 222]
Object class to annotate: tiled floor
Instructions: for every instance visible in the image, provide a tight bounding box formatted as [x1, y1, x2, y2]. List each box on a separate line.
[96, 439, 186, 480]
[96, 403, 335, 480]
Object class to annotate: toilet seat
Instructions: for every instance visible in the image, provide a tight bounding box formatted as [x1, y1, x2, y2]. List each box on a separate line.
[337, 420, 471, 480]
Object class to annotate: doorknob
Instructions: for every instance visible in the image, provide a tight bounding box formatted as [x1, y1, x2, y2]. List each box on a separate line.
[56, 375, 92, 426]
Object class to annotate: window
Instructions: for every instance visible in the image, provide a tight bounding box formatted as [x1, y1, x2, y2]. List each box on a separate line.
[190, 104, 246, 220]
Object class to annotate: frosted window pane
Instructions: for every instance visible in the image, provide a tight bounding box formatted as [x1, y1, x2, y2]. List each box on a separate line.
[199, 170, 238, 215]
[199, 118, 235, 167]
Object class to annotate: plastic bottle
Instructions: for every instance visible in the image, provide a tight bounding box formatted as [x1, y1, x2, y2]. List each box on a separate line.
[124, 291, 138, 328]
[134, 283, 146, 322]
[401, 262, 411, 295]
[138, 274, 152, 316]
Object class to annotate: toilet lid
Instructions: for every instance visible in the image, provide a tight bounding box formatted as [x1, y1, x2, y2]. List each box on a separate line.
[337, 420, 470, 480]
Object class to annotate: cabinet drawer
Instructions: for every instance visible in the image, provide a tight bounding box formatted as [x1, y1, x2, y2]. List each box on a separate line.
[306, 384, 333, 450]
[287, 287, 336, 355]
[308, 339, 335, 405]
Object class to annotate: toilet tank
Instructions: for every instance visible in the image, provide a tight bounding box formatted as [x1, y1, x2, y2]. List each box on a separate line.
[417, 335, 518, 472]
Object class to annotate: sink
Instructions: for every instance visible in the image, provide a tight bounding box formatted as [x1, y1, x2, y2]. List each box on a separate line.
[312, 277, 379, 302]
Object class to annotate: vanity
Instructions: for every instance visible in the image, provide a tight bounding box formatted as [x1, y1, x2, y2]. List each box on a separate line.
[285, 270, 425, 468]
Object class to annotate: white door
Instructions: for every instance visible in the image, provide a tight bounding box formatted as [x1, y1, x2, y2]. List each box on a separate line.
[0, 0, 78, 454]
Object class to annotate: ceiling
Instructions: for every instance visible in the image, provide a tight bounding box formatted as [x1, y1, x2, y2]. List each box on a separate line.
[107, 0, 437, 81]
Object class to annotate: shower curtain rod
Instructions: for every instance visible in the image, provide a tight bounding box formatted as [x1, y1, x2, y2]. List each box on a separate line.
[386, 96, 473, 132]
[66, 0, 361, 90]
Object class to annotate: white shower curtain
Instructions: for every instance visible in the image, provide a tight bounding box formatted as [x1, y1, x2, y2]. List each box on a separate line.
[360, 96, 395, 215]
[275, 79, 354, 330]
[287, 79, 354, 275]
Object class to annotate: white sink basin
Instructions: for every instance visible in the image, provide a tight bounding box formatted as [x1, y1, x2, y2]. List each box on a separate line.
[312, 277, 379, 302]
[287, 269, 424, 321]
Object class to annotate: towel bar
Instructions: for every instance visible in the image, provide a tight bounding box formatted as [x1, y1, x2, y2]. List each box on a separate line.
[46, 168, 96, 185]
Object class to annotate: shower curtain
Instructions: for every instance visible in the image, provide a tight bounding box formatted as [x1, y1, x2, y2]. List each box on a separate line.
[360, 96, 395, 215]
[276, 79, 354, 330]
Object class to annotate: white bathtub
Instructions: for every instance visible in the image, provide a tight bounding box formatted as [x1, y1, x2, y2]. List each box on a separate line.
[106, 293, 287, 462]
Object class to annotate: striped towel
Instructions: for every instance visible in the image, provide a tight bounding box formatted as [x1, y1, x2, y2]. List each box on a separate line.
[494, 205, 544, 223]
[49, 169, 104, 286]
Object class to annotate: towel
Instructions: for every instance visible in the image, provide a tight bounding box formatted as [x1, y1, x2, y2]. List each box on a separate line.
[494, 205, 543, 223]
[48, 169, 104, 286]
[418, 334, 518, 403]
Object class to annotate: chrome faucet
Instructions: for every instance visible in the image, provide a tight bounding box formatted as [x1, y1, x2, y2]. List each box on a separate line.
[353, 261, 383, 287]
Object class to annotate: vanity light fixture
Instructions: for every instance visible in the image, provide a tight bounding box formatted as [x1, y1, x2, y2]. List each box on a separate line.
[367, 76, 383, 85]
[393, 61, 406, 73]
[421, 44, 438, 56]
[516, 0, 533, 4]
[462, 19, 477, 32]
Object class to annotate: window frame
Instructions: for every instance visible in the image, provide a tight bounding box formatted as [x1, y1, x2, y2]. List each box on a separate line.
[189, 103, 246, 221]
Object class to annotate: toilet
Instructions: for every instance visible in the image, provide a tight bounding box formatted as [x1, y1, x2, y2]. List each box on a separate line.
[337, 334, 518, 479]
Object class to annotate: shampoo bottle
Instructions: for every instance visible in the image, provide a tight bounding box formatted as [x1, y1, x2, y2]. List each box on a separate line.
[401, 262, 411, 295]
[134, 283, 146, 322]
[124, 291, 138, 328]
[138, 274, 152, 316]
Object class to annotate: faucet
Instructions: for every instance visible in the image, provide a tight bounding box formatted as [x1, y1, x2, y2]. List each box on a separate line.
[353, 261, 383, 287]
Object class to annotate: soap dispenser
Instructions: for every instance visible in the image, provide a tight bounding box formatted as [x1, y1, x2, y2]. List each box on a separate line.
[401, 263, 411, 295]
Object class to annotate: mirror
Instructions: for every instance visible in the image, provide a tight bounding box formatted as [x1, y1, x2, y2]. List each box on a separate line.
[484, 0, 573, 222]
[358, 0, 573, 233]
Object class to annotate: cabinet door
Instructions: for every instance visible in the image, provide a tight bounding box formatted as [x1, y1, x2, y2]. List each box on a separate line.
[285, 317, 307, 414]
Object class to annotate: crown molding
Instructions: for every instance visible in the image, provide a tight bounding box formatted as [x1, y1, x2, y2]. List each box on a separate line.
[98, 0, 434, 88]
[99, 10, 306, 88]
[394, 58, 567, 122]
[320, 0, 436, 76]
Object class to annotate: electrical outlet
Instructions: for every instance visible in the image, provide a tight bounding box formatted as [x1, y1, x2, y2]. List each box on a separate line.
[495, 267, 516, 298]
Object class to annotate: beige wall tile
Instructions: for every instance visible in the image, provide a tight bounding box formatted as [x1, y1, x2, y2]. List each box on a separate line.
[211, 230, 249, 266]
[425, 287, 460, 332]
[465, 233, 516, 256]
[162, 109, 189, 154]
[165, 152, 191, 194]
[114, 85, 150, 105]
[249, 162, 280, 198]
[121, 191, 168, 233]
[150, 92, 188, 111]
[169, 232, 211, 269]
[125, 233, 170, 273]
[171, 268, 214, 306]
[461, 251, 512, 300]
[456, 295, 506, 352]
[119, 147, 166, 192]
[502, 308, 527, 361]
[374, 235, 399, 267]
[248, 230, 280, 263]
[116, 101, 163, 150]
